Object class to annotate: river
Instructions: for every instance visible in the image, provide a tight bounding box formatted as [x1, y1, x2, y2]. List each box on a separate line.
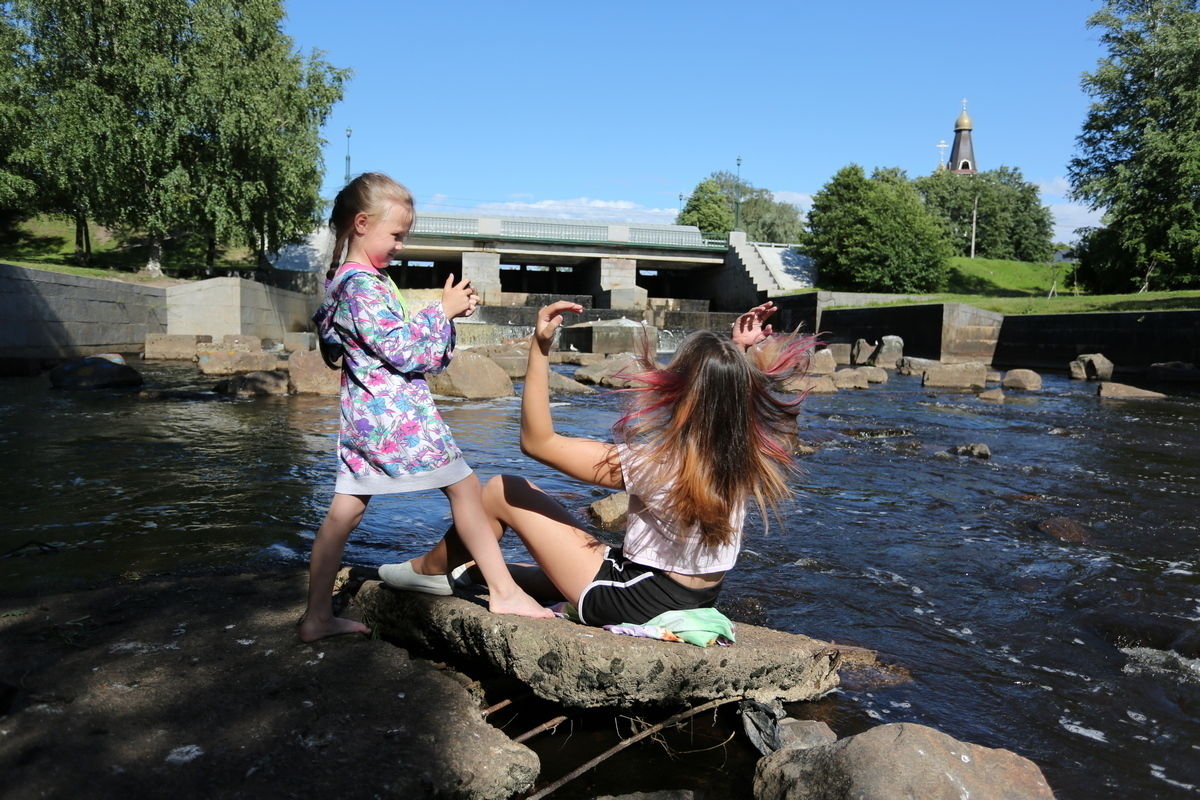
[1, 360, 1197, 798]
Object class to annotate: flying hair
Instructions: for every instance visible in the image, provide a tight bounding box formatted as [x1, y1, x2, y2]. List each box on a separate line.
[612, 327, 820, 547]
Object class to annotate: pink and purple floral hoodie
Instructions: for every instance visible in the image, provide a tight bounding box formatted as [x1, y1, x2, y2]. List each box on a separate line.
[313, 264, 471, 494]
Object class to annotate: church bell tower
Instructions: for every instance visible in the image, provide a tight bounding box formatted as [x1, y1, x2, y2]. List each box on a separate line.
[948, 99, 977, 174]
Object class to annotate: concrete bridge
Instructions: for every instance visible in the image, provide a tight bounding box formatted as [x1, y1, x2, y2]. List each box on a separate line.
[385, 212, 814, 313]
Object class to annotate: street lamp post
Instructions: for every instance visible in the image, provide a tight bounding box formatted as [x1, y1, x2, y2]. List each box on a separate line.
[344, 128, 353, 185]
[734, 156, 742, 232]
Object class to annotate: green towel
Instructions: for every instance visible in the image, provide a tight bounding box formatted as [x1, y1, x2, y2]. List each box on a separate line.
[641, 608, 737, 647]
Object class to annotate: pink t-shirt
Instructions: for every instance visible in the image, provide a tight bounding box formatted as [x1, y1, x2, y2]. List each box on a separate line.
[616, 443, 745, 575]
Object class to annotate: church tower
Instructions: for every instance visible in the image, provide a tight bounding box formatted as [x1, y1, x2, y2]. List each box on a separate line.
[948, 100, 977, 174]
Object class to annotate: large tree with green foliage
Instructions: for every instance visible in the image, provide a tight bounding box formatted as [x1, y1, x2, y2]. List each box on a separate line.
[678, 170, 804, 242]
[677, 178, 733, 238]
[1068, 0, 1200, 291]
[805, 165, 951, 292]
[11, 0, 345, 272]
[915, 167, 1053, 263]
[0, 2, 32, 210]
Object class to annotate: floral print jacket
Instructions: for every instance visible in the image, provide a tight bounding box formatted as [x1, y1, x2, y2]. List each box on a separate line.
[313, 264, 463, 485]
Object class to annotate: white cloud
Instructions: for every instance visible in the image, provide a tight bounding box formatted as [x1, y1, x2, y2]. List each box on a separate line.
[1048, 202, 1103, 243]
[772, 191, 814, 213]
[1036, 177, 1073, 199]
[470, 197, 678, 225]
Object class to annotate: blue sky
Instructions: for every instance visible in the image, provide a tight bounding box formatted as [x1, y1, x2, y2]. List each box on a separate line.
[282, 0, 1109, 243]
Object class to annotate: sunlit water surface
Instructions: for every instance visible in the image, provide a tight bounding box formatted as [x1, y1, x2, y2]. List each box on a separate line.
[1, 363, 1198, 798]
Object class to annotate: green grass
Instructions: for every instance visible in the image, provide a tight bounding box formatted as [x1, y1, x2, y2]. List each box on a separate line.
[817, 255, 1200, 314]
[0, 214, 257, 279]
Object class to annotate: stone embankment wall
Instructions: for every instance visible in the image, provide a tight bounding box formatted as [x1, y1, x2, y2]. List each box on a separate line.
[820, 303, 1004, 364]
[0, 263, 167, 358]
[0, 265, 317, 360]
[993, 310, 1200, 370]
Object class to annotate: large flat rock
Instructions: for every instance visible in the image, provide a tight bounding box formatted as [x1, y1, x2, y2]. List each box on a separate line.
[354, 582, 846, 708]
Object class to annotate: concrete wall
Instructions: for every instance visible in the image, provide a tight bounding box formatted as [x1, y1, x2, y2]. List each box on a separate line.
[167, 277, 316, 340]
[992, 310, 1200, 371]
[818, 303, 1003, 363]
[0, 263, 166, 358]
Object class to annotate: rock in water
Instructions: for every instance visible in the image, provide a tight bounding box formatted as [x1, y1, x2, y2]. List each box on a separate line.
[426, 350, 514, 399]
[49, 354, 143, 390]
[1036, 516, 1090, 544]
[754, 722, 1055, 800]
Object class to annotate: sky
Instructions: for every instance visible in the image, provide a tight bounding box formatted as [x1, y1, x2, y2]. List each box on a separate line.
[281, 0, 1111, 243]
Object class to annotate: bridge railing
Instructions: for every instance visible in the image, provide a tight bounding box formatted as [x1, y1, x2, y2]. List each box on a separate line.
[409, 213, 728, 249]
[413, 216, 479, 236]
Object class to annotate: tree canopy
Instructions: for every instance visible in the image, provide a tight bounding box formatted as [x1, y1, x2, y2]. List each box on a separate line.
[4, 0, 347, 272]
[805, 165, 951, 292]
[915, 167, 1053, 263]
[677, 170, 804, 242]
[1067, 0, 1200, 291]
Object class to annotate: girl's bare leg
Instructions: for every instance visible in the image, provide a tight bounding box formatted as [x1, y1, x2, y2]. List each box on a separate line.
[414, 475, 606, 608]
[299, 493, 371, 642]
[441, 474, 554, 619]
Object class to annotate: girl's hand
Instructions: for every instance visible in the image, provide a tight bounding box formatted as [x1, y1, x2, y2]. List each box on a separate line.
[442, 274, 479, 319]
[533, 300, 583, 353]
[732, 301, 777, 349]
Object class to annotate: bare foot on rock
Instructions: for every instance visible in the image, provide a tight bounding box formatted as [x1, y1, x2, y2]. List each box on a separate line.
[298, 615, 371, 642]
[488, 588, 555, 619]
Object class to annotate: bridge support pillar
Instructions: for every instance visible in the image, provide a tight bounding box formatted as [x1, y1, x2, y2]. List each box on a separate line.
[461, 251, 502, 305]
[592, 257, 646, 311]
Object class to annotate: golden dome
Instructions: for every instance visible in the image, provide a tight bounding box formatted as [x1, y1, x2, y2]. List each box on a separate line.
[955, 109, 973, 130]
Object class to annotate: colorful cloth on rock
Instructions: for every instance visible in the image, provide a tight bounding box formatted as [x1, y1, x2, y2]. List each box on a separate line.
[314, 263, 471, 494]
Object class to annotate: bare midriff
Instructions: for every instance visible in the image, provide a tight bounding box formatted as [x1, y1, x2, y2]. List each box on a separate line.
[665, 570, 726, 590]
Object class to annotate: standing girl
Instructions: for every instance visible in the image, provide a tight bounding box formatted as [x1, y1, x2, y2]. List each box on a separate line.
[299, 172, 551, 643]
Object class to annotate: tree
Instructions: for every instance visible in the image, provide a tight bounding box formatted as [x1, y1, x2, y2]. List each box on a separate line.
[915, 167, 1053, 262]
[678, 170, 805, 242]
[0, 2, 32, 211]
[805, 165, 951, 292]
[1068, 0, 1200, 291]
[677, 178, 733, 238]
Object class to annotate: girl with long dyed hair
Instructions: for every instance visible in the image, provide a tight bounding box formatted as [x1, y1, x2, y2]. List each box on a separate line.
[399, 299, 817, 625]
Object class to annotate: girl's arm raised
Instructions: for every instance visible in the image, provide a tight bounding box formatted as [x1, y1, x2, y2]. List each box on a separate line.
[521, 301, 623, 489]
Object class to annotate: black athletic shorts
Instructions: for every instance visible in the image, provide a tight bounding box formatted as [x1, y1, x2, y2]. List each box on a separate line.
[576, 547, 723, 627]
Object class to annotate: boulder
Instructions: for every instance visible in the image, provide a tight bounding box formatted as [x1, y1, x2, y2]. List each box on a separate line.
[986, 370, 1003, 383]
[778, 719, 838, 751]
[221, 334, 263, 352]
[807, 349, 836, 376]
[850, 339, 874, 366]
[353, 584, 847, 708]
[426, 350, 514, 399]
[948, 443, 991, 459]
[48, 354, 143, 390]
[1078, 353, 1114, 380]
[754, 722, 1054, 800]
[898, 357, 941, 376]
[547, 370, 596, 395]
[1002, 369, 1043, 391]
[1068, 359, 1087, 380]
[575, 353, 639, 386]
[287, 349, 340, 395]
[471, 343, 530, 378]
[978, 388, 1005, 402]
[282, 332, 316, 353]
[860, 366, 888, 384]
[589, 491, 629, 530]
[831, 368, 869, 390]
[197, 351, 282, 375]
[922, 362, 987, 390]
[144, 334, 212, 360]
[824, 343, 852, 366]
[551, 350, 609, 367]
[871, 335, 903, 369]
[1097, 382, 1166, 400]
[220, 370, 289, 397]
[782, 375, 837, 395]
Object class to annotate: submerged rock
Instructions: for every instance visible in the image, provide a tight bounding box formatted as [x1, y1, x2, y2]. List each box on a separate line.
[1036, 516, 1090, 544]
[948, 443, 991, 459]
[49, 354, 143, 390]
[1098, 382, 1166, 400]
[354, 583, 847, 708]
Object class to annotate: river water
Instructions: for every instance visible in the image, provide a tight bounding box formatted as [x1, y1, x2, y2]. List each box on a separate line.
[1, 361, 1198, 798]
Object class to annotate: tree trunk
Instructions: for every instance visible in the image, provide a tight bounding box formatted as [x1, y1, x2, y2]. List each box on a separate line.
[145, 235, 164, 277]
[73, 214, 89, 266]
[205, 235, 216, 277]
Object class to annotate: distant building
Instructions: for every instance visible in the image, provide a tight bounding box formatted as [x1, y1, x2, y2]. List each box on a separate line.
[948, 100, 978, 174]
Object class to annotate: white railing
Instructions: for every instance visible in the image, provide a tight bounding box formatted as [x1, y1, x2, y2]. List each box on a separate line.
[413, 216, 479, 236]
